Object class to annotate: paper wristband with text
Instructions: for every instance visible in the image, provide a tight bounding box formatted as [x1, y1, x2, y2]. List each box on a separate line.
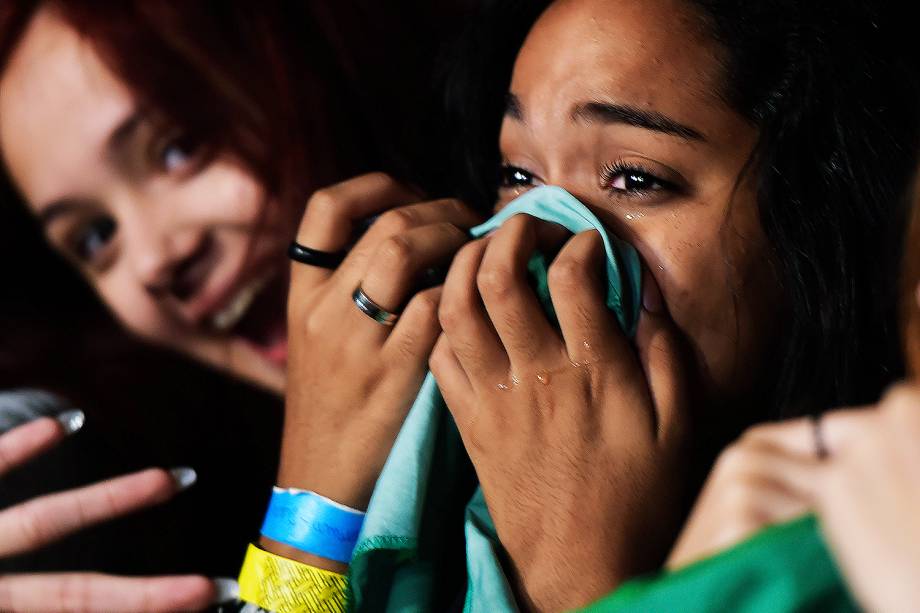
[260, 487, 365, 563]
[238, 543, 348, 613]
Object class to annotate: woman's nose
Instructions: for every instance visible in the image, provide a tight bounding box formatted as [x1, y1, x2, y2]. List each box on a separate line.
[132, 229, 214, 301]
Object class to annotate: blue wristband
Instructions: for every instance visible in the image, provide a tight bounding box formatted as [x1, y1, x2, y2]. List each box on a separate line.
[260, 487, 365, 563]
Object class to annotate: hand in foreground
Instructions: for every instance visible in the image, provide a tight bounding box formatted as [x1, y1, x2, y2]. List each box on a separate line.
[269, 173, 483, 569]
[668, 383, 920, 613]
[430, 217, 693, 612]
[0, 413, 230, 612]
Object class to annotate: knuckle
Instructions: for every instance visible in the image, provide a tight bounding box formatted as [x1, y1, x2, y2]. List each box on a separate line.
[408, 290, 441, 321]
[428, 342, 447, 372]
[377, 235, 414, 270]
[715, 444, 751, 475]
[364, 170, 396, 185]
[392, 334, 423, 363]
[377, 208, 418, 234]
[305, 188, 340, 219]
[438, 301, 463, 332]
[547, 257, 583, 295]
[478, 265, 515, 301]
[434, 221, 467, 243]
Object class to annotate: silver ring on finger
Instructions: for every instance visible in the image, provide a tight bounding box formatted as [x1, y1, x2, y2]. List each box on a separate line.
[353, 285, 400, 327]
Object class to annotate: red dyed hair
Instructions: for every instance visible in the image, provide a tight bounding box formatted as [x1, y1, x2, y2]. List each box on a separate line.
[0, 1, 459, 210]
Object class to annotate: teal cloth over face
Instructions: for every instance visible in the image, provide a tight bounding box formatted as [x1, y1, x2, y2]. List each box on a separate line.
[346, 186, 642, 612]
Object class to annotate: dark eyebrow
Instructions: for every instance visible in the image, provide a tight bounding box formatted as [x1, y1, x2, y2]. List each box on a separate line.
[572, 101, 704, 141]
[106, 109, 146, 160]
[505, 93, 524, 120]
[37, 198, 88, 227]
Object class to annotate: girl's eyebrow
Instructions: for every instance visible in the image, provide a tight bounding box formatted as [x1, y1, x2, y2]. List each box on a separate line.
[38, 197, 91, 228]
[105, 108, 146, 161]
[504, 92, 705, 142]
[572, 101, 705, 141]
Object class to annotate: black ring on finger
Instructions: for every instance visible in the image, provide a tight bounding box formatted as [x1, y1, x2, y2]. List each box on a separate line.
[287, 241, 346, 269]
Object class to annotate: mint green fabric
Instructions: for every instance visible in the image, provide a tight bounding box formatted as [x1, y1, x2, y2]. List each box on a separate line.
[577, 516, 858, 613]
[346, 186, 642, 611]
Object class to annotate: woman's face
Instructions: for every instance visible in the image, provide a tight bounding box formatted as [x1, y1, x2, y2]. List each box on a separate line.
[0, 9, 294, 394]
[499, 0, 781, 403]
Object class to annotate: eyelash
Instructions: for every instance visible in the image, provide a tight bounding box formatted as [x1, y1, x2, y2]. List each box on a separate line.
[499, 162, 679, 198]
[599, 161, 679, 197]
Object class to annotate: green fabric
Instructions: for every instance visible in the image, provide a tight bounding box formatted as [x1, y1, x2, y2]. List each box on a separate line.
[346, 186, 642, 611]
[577, 516, 858, 613]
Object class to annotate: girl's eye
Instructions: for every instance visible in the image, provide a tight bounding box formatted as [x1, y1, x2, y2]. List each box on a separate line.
[602, 162, 676, 196]
[499, 164, 542, 189]
[71, 216, 116, 264]
[156, 132, 202, 174]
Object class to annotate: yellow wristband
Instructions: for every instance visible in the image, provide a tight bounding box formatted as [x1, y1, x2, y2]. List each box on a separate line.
[238, 543, 348, 613]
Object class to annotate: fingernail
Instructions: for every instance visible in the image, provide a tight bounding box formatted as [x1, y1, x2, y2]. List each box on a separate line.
[56, 409, 85, 435]
[210, 577, 239, 604]
[642, 274, 664, 314]
[169, 467, 197, 491]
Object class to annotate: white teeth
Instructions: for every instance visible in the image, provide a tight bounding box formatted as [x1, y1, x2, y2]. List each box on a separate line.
[211, 275, 270, 332]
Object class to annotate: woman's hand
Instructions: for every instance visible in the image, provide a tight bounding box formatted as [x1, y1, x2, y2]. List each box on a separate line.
[430, 217, 693, 612]
[810, 385, 920, 613]
[0, 415, 221, 613]
[277, 172, 483, 516]
[667, 384, 920, 613]
[666, 417, 820, 569]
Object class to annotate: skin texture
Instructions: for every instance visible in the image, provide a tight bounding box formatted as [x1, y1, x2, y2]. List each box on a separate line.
[0, 418, 215, 613]
[0, 8, 296, 394]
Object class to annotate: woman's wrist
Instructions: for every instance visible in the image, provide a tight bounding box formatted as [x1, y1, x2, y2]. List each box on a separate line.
[258, 536, 349, 574]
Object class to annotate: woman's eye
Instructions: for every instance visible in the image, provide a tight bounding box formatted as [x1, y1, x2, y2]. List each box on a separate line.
[71, 216, 116, 264]
[601, 162, 679, 198]
[499, 164, 542, 189]
[157, 133, 202, 173]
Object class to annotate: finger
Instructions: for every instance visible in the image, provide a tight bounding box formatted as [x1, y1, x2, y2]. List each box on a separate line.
[429, 334, 474, 425]
[359, 221, 471, 320]
[634, 269, 691, 445]
[384, 286, 443, 369]
[548, 231, 625, 364]
[440, 239, 509, 382]
[0, 417, 67, 477]
[296, 172, 421, 251]
[717, 440, 821, 502]
[292, 173, 422, 286]
[743, 409, 872, 459]
[340, 198, 484, 286]
[0, 573, 215, 613]
[477, 215, 560, 367]
[0, 468, 190, 557]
